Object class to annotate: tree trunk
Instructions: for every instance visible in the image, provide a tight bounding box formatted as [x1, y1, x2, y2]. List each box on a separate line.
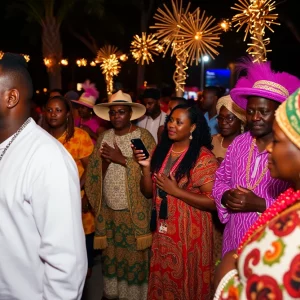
[42, 16, 63, 89]
[48, 64, 62, 90]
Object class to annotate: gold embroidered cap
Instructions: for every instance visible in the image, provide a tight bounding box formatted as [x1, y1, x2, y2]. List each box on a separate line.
[230, 60, 300, 110]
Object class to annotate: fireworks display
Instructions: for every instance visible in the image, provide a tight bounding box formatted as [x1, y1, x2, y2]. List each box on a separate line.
[175, 8, 222, 65]
[131, 32, 162, 65]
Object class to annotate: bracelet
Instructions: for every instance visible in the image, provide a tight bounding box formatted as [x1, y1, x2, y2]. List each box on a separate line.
[214, 269, 238, 300]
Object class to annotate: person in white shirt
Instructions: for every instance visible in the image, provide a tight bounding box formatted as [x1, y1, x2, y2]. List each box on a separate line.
[0, 53, 87, 299]
[136, 88, 167, 143]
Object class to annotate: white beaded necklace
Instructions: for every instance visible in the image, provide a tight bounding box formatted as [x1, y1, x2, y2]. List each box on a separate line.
[0, 118, 31, 162]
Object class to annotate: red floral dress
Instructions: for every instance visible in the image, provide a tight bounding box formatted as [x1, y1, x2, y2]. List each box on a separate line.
[219, 200, 300, 299]
[148, 147, 218, 300]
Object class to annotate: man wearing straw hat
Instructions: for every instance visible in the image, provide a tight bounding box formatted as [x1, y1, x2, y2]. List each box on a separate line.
[85, 90, 156, 300]
[212, 59, 300, 257]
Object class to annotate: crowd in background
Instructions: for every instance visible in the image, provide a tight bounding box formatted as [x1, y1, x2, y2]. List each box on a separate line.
[1, 52, 300, 300]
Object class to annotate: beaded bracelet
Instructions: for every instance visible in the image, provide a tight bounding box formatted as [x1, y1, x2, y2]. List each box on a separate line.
[214, 269, 238, 300]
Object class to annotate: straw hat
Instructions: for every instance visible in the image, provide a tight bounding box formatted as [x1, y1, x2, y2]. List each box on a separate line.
[93, 90, 146, 121]
[71, 80, 99, 109]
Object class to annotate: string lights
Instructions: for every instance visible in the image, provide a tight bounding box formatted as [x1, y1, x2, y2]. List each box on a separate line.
[76, 58, 87, 67]
[130, 32, 163, 65]
[231, 0, 280, 62]
[0, 51, 30, 62]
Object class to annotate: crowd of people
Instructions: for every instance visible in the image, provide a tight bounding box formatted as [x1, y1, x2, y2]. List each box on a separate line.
[1, 51, 300, 300]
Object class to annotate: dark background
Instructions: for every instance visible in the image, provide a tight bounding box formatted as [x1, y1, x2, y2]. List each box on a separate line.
[0, 0, 299, 96]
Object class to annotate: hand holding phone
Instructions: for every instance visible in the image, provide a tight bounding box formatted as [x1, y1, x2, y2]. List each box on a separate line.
[131, 138, 150, 160]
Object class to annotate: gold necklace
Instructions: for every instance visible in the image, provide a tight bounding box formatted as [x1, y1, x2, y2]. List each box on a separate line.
[245, 138, 269, 190]
[171, 148, 188, 154]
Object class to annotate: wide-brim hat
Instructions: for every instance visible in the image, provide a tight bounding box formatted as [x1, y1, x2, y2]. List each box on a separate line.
[71, 94, 95, 109]
[230, 60, 300, 110]
[93, 90, 146, 121]
[230, 81, 289, 110]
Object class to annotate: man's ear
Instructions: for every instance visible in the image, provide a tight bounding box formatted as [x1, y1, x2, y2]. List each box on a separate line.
[6, 89, 20, 108]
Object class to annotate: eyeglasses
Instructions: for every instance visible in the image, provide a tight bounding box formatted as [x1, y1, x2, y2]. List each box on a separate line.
[108, 109, 128, 116]
[217, 115, 237, 124]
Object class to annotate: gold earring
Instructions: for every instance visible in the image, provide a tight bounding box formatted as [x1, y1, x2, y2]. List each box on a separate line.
[189, 132, 193, 140]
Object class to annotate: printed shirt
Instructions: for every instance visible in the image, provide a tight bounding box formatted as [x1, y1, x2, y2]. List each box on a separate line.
[58, 127, 95, 234]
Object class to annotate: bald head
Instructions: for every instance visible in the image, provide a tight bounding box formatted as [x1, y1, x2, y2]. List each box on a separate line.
[0, 53, 33, 104]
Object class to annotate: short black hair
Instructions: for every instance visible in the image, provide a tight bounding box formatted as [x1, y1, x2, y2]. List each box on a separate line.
[204, 86, 225, 99]
[143, 88, 161, 100]
[0, 53, 33, 102]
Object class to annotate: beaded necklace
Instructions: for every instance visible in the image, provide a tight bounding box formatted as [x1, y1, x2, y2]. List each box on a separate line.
[0, 118, 31, 163]
[245, 138, 269, 190]
[237, 188, 300, 255]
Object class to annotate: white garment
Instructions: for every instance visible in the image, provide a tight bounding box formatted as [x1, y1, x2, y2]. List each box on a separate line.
[136, 111, 166, 143]
[0, 119, 87, 300]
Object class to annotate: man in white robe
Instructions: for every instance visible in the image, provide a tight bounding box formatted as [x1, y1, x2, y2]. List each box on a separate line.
[0, 53, 87, 299]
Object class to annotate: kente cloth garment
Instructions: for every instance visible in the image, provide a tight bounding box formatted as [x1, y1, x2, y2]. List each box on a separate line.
[0, 118, 87, 300]
[136, 111, 167, 143]
[212, 132, 290, 257]
[204, 112, 219, 135]
[85, 127, 156, 300]
[148, 147, 219, 300]
[217, 196, 300, 299]
[212, 134, 227, 159]
[58, 127, 95, 234]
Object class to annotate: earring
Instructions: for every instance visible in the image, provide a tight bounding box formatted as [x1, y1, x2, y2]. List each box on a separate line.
[241, 124, 244, 134]
[189, 132, 193, 140]
[90, 111, 93, 115]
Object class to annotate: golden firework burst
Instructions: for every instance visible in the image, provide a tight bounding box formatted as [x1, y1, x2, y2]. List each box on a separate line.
[231, 0, 280, 62]
[175, 8, 222, 65]
[131, 32, 162, 65]
[219, 19, 232, 32]
[150, 0, 190, 56]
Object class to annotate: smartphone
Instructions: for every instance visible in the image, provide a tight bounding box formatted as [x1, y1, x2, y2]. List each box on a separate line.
[131, 138, 150, 159]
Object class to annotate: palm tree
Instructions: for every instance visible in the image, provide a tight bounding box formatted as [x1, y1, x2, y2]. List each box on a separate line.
[6, 0, 105, 89]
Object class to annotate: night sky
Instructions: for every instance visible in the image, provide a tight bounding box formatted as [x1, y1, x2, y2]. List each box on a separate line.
[0, 0, 299, 97]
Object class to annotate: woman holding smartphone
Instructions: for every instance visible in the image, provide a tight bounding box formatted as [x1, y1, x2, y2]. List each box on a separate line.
[133, 104, 219, 300]
[85, 90, 156, 300]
